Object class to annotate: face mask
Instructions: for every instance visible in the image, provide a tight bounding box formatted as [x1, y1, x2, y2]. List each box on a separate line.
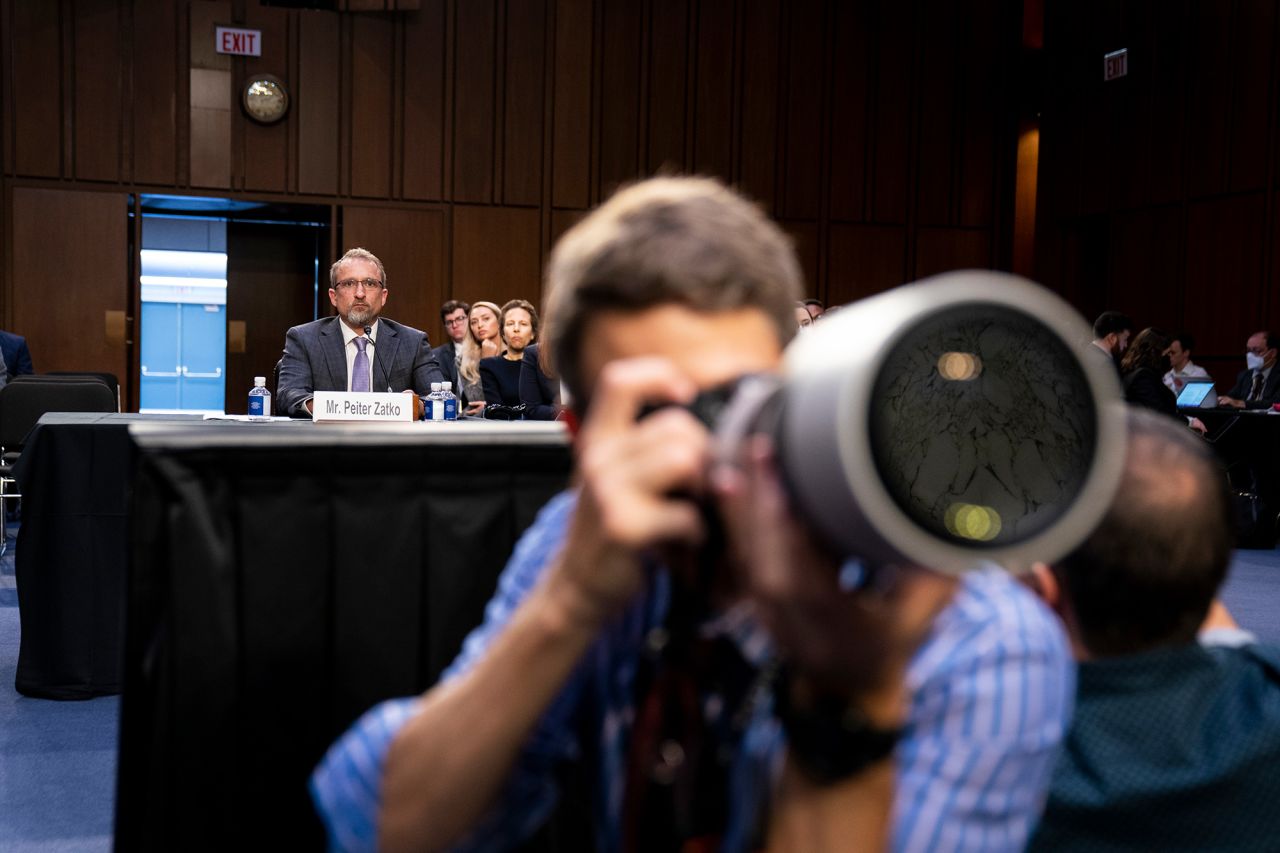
[1247, 352, 1265, 371]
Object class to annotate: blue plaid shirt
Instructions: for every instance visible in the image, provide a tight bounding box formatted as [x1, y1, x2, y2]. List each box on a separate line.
[311, 491, 1074, 852]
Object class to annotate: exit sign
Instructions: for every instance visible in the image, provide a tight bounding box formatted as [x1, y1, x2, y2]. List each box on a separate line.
[215, 26, 262, 57]
[1104, 48, 1128, 81]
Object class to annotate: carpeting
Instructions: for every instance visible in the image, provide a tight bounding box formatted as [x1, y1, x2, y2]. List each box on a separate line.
[0, 529, 1278, 850]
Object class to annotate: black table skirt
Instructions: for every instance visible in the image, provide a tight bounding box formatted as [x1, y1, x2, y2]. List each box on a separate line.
[114, 423, 572, 851]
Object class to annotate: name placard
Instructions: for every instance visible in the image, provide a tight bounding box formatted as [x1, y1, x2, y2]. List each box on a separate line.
[312, 392, 415, 423]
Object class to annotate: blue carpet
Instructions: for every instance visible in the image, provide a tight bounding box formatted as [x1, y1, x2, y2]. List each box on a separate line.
[0, 525, 1277, 849]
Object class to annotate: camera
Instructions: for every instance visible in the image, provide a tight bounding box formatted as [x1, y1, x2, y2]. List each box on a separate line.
[705, 271, 1127, 575]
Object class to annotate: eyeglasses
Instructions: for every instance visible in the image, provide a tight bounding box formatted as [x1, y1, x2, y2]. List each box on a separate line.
[334, 278, 384, 292]
[445, 316, 469, 326]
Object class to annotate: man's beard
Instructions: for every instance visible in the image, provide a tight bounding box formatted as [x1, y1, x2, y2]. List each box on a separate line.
[345, 304, 376, 327]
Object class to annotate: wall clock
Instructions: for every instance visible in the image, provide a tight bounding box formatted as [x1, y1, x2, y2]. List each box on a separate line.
[242, 75, 289, 124]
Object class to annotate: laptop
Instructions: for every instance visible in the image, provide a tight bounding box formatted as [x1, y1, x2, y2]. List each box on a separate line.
[1176, 379, 1216, 408]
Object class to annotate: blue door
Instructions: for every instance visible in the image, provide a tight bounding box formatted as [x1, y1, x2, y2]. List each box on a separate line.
[140, 302, 226, 412]
[140, 303, 181, 409]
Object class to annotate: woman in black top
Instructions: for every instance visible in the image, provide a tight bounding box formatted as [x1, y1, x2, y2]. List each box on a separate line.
[480, 299, 539, 409]
[1121, 327, 1206, 433]
[519, 342, 559, 420]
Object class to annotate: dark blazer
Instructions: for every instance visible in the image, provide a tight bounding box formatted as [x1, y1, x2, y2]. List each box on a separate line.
[431, 340, 460, 390]
[1226, 365, 1280, 409]
[1123, 367, 1180, 420]
[277, 316, 443, 417]
[479, 354, 522, 407]
[519, 344, 558, 420]
[0, 331, 34, 377]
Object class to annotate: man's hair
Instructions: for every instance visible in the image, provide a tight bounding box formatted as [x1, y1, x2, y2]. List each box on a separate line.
[543, 176, 803, 406]
[1093, 310, 1133, 340]
[499, 298, 540, 344]
[1052, 409, 1232, 657]
[1119, 327, 1171, 375]
[1255, 330, 1280, 352]
[330, 248, 387, 289]
[1171, 330, 1195, 353]
[441, 300, 471, 321]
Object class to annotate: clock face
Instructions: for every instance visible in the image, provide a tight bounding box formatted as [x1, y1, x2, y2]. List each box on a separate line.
[242, 75, 289, 124]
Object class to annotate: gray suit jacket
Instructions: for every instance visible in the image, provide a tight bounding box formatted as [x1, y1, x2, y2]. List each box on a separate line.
[277, 316, 443, 417]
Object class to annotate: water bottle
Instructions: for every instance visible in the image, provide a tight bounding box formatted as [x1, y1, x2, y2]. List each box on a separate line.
[441, 381, 459, 421]
[248, 376, 271, 420]
[427, 382, 444, 422]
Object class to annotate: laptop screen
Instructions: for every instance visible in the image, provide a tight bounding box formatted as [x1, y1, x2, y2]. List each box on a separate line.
[1176, 380, 1216, 408]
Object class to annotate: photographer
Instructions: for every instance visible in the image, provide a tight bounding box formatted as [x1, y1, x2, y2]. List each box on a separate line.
[311, 178, 1072, 852]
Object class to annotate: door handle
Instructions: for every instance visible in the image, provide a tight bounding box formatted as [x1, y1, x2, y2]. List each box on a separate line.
[180, 366, 223, 379]
[141, 365, 180, 378]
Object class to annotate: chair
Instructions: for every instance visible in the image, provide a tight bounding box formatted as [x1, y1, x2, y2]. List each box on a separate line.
[46, 371, 122, 412]
[0, 376, 117, 553]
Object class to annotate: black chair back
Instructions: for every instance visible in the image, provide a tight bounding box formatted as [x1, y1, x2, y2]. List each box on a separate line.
[45, 371, 121, 411]
[0, 377, 117, 452]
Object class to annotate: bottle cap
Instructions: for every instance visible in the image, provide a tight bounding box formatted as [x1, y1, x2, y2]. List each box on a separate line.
[254, 376, 266, 385]
[431, 382, 441, 391]
[442, 381, 452, 390]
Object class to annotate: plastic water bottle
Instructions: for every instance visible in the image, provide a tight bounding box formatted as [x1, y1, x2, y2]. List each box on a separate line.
[427, 382, 444, 422]
[441, 381, 459, 421]
[248, 376, 271, 420]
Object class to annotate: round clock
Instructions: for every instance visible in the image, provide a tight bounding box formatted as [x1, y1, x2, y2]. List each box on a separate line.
[242, 74, 289, 124]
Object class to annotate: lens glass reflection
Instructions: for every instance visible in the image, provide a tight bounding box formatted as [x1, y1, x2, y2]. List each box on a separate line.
[868, 304, 1097, 547]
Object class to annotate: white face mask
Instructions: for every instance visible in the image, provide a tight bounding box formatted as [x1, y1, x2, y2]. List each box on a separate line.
[1247, 352, 1266, 371]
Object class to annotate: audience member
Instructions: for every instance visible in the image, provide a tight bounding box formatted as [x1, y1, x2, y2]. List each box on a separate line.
[311, 177, 1072, 853]
[480, 299, 538, 409]
[458, 300, 502, 414]
[1090, 311, 1133, 373]
[1218, 330, 1280, 409]
[432, 299, 470, 391]
[1162, 330, 1209, 394]
[0, 330, 33, 377]
[802, 297, 825, 321]
[277, 248, 442, 417]
[1028, 409, 1280, 850]
[518, 342, 558, 420]
[794, 301, 813, 329]
[1120, 328, 1206, 434]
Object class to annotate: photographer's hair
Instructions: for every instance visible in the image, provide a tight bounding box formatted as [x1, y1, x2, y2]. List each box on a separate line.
[1093, 310, 1133, 340]
[330, 247, 387, 289]
[543, 176, 803, 408]
[441, 299, 471, 322]
[1119, 327, 1171, 375]
[499, 298, 540, 345]
[1051, 409, 1232, 657]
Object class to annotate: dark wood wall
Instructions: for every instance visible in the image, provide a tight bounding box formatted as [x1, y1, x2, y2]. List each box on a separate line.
[1035, 0, 1280, 386]
[1, 0, 1022, 405]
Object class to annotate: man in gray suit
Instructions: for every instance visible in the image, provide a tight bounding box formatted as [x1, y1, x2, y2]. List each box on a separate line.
[277, 247, 444, 417]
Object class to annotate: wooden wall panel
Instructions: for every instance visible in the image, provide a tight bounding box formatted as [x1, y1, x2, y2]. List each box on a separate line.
[1226, 0, 1274, 195]
[11, 2, 62, 177]
[827, 224, 907, 304]
[349, 14, 395, 198]
[693, 0, 734, 180]
[737, 0, 781, 211]
[778, 0, 824, 221]
[915, 229, 990, 279]
[131, 0, 179, 186]
[402, 1, 445, 200]
[341, 205, 445, 336]
[10, 188, 130, 386]
[74, 0, 125, 182]
[452, 206, 541, 311]
[241, 4, 292, 193]
[550, 0, 592, 208]
[297, 11, 341, 196]
[915, 0, 960, 228]
[502, 0, 546, 206]
[1183, 195, 1267, 357]
[597, 0, 643, 195]
[452, 0, 497, 203]
[646, 0, 690, 174]
[871, 0, 912, 224]
[827, 2, 870, 223]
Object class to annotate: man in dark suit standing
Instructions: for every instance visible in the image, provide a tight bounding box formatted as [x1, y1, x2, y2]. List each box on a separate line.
[431, 299, 470, 391]
[1218, 330, 1280, 410]
[277, 248, 444, 417]
[0, 330, 34, 378]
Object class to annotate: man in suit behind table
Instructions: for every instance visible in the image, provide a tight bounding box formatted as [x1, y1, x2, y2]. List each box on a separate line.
[1218, 330, 1280, 410]
[277, 247, 444, 417]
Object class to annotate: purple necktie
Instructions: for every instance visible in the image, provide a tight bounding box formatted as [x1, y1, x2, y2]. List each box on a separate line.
[352, 337, 370, 392]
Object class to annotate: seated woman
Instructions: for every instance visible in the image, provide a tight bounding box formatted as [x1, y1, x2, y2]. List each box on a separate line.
[1121, 327, 1206, 434]
[480, 299, 538, 411]
[519, 342, 559, 420]
[458, 300, 502, 415]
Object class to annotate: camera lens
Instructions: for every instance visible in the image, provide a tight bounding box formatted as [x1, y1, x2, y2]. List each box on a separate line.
[867, 304, 1097, 548]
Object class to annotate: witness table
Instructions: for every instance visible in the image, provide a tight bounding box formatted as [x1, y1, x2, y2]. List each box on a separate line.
[114, 420, 573, 852]
[12, 412, 212, 698]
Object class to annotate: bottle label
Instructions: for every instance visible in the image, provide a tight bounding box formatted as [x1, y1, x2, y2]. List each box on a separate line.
[444, 398, 458, 420]
[249, 395, 264, 417]
[431, 399, 444, 421]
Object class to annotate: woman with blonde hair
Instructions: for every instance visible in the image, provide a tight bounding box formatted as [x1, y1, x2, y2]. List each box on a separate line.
[458, 300, 501, 414]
